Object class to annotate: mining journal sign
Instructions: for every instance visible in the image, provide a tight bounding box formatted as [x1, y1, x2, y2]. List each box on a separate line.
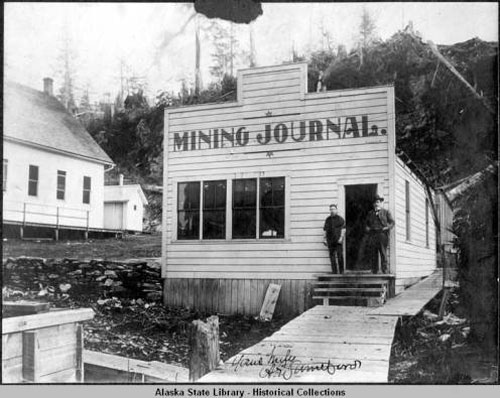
[172, 115, 388, 152]
[162, 62, 437, 316]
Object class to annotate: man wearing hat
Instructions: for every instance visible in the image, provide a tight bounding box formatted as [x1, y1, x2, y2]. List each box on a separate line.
[323, 204, 346, 274]
[365, 195, 395, 274]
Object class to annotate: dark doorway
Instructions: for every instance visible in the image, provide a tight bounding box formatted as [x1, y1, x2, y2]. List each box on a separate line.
[345, 184, 378, 271]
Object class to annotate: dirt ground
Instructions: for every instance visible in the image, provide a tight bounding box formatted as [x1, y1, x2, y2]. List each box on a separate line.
[2, 234, 162, 260]
[3, 236, 497, 383]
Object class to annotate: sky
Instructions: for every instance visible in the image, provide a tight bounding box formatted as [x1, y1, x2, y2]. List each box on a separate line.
[4, 2, 498, 105]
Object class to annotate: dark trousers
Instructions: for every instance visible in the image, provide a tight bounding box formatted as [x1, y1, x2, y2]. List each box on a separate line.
[370, 232, 388, 273]
[328, 243, 344, 274]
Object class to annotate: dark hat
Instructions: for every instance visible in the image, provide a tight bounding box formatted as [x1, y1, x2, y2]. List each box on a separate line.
[373, 195, 384, 203]
[329, 204, 337, 209]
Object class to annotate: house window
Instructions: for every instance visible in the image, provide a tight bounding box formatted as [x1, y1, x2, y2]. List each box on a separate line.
[3, 159, 7, 192]
[177, 181, 200, 239]
[203, 180, 226, 239]
[425, 198, 429, 247]
[259, 177, 285, 238]
[83, 176, 91, 204]
[232, 179, 257, 239]
[405, 180, 411, 240]
[57, 170, 66, 200]
[28, 165, 39, 196]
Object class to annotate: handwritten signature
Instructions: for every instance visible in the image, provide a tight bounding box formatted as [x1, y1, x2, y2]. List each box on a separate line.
[230, 346, 362, 380]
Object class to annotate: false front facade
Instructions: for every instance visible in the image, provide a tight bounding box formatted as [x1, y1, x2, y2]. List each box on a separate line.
[162, 63, 436, 316]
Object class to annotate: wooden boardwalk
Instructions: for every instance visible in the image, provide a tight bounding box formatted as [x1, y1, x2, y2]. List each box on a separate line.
[199, 306, 398, 383]
[369, 269, 443, 316]
[199, 270, 445, 383]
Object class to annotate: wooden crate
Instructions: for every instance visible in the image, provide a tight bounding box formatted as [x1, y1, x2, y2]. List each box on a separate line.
[2, 308, 94, 383]
[83, 351, 189, 383]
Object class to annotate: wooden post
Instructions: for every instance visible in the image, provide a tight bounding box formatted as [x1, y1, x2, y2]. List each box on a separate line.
[188, 316, 220, 381]
[21, 202, 26, 239]
[76, 324, 84, 382]
[22, 331, 40, 382]
[55, 207, 60, 241]
[85, 210, 90, 240]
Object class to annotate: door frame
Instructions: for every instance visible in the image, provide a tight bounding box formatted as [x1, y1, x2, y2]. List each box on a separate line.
[338, 178, 386, 272]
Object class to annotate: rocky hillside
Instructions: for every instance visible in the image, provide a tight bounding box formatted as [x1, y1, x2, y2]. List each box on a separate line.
[86, 31, 497, 229]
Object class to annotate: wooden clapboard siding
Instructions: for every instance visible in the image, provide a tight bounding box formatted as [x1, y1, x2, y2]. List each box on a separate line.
[162, 64, 402, 314]
[394, 159, 437, 288]
[163, 278, 314, 316]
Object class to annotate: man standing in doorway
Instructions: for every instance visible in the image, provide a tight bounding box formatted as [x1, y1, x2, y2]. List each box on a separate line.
[365, 195, 395, 274]
[323, 204, 346, 274]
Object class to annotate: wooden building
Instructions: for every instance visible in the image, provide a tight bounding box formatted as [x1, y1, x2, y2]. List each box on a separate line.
[104, 175, 148, 232]
[3, 79, 115, 239]
[162, 63, 437, 316]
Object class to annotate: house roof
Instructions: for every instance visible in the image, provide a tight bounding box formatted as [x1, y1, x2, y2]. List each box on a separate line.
[3, 81, 113, 165]
[104, 184, 148, 205]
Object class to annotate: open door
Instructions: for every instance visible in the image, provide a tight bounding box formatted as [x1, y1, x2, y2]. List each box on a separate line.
[345, 184, 378, 271]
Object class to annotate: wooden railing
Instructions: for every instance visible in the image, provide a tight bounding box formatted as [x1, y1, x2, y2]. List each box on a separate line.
[3, 200, 89, 229]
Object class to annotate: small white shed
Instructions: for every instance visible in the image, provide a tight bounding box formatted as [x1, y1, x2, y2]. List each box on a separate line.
[103, 181, 148, 232]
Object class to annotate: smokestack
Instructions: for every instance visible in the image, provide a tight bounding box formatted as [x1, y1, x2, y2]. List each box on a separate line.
[43, 78, 53, 96]
[119, 174, 124, 186]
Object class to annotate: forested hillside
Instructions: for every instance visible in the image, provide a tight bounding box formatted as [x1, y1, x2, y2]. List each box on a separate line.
[87, 30, 497, 190]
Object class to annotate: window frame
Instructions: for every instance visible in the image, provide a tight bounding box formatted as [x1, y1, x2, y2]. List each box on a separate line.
[177, 181, 201, 240]
[258, 177, 286, 239]
[202, 180, 227, 240]
[83, 176, 91, 204]
[232, 178, 258, 239]
[28, 165, 39, 197]
[172, 174, 289, 242]
[57, 170, 66, 200]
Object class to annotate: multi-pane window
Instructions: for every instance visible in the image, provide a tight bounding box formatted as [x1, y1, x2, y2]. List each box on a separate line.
[83, 176, 91, 204]
[232, 177, 285, 239]
[177, 177, 285, 241]
[259, 177, 285, 238]
[405, 180, 411, 240]
[232, 179, 257, 239]
[425, 198, 429, 247]
[28, 165, 39, 196]
[177, 182, 200, 239]
[3, 159, 7, 192]
[57, 170, 66, 200]
[203, 180, 227, 239]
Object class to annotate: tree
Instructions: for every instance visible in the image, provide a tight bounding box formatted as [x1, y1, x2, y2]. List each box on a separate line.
[359, 7, 377, 50]
[208, 20, 247, 79]
[55, 24, 78, 114]
[358, 7, 378, 67]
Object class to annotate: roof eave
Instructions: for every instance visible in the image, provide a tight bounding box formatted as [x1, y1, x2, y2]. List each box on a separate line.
[4, 136, 114, 166]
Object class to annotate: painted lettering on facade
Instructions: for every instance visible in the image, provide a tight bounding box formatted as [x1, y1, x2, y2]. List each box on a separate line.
[173, 116, 387, 152]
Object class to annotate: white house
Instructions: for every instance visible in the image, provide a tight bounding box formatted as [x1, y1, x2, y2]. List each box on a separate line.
[3, 79, 115, 239]
[103, 175, 148, 232]
[161, 63, 437, 316]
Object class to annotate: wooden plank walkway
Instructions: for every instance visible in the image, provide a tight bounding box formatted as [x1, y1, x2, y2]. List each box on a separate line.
[199, 306, 398, 383]
[368, 269, 444, 317]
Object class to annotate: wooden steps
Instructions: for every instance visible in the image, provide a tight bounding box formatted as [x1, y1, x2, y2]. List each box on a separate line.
[313, 273, 394, 307]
